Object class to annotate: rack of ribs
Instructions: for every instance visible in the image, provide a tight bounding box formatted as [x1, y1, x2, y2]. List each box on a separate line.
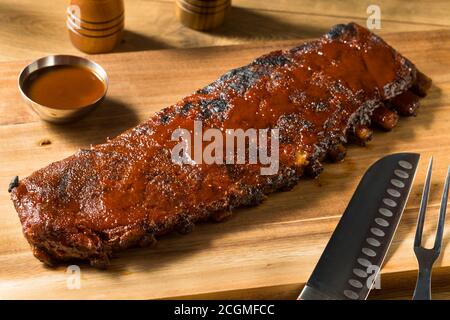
[10, 23, 432, 267]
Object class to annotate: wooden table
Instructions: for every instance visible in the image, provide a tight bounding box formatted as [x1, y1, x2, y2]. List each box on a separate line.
[0, 0, 449, 300]
[0, 0, 449, 62]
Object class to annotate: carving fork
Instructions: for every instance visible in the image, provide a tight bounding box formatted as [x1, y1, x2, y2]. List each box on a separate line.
[412, 158, 449, 300]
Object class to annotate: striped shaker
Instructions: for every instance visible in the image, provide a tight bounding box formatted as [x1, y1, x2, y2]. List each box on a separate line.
[175, 0, 232, 31]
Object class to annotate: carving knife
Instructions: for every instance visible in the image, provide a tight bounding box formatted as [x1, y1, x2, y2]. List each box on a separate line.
[299, 153, 420, 300]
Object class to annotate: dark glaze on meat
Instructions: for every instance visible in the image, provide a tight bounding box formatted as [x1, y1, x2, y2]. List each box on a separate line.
[11, 23, 431, 267]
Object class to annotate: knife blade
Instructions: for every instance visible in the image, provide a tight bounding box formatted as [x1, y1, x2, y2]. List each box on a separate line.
[299, 153, 420, 300]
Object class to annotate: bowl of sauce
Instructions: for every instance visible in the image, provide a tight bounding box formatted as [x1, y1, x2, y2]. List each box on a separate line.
[18, 55, 108, 123]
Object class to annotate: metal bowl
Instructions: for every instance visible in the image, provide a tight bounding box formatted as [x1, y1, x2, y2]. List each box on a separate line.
[18, 55, 108, 123]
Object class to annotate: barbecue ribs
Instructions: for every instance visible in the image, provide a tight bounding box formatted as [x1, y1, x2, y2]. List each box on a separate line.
[11, 23, 432, 267]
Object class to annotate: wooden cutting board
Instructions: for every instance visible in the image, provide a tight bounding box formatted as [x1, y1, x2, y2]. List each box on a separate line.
[0, 29, 449, 300]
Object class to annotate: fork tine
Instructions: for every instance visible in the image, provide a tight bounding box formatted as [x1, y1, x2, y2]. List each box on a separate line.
[433, 166, 450, 252]
[414, 157, 433, 248]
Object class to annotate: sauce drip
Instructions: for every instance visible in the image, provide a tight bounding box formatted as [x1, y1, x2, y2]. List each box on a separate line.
[23, 65, 105, 109]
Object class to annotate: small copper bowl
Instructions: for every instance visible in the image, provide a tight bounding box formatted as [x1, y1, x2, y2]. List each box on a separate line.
[18, 55, 109, 123]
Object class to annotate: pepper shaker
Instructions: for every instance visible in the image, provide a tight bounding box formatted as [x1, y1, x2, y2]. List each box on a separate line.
[67, 0, 125, 54]
[175, 0, 231, 31]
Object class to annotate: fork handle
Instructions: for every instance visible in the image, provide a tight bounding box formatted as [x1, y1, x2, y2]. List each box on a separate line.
[412, 263, 432, 300]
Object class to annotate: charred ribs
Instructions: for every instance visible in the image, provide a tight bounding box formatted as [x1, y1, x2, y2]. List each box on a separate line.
[11, 23, 432, 267]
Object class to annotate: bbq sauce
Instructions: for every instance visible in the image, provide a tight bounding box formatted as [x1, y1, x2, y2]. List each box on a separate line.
[23, 65, 105, 109]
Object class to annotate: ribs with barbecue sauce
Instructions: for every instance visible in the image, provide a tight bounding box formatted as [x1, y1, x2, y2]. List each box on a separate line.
[11, 23, 432, 267]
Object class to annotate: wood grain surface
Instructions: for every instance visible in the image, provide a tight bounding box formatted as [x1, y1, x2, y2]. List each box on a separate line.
[0, 0, 449, 62]
[0, 28, 449, 299]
